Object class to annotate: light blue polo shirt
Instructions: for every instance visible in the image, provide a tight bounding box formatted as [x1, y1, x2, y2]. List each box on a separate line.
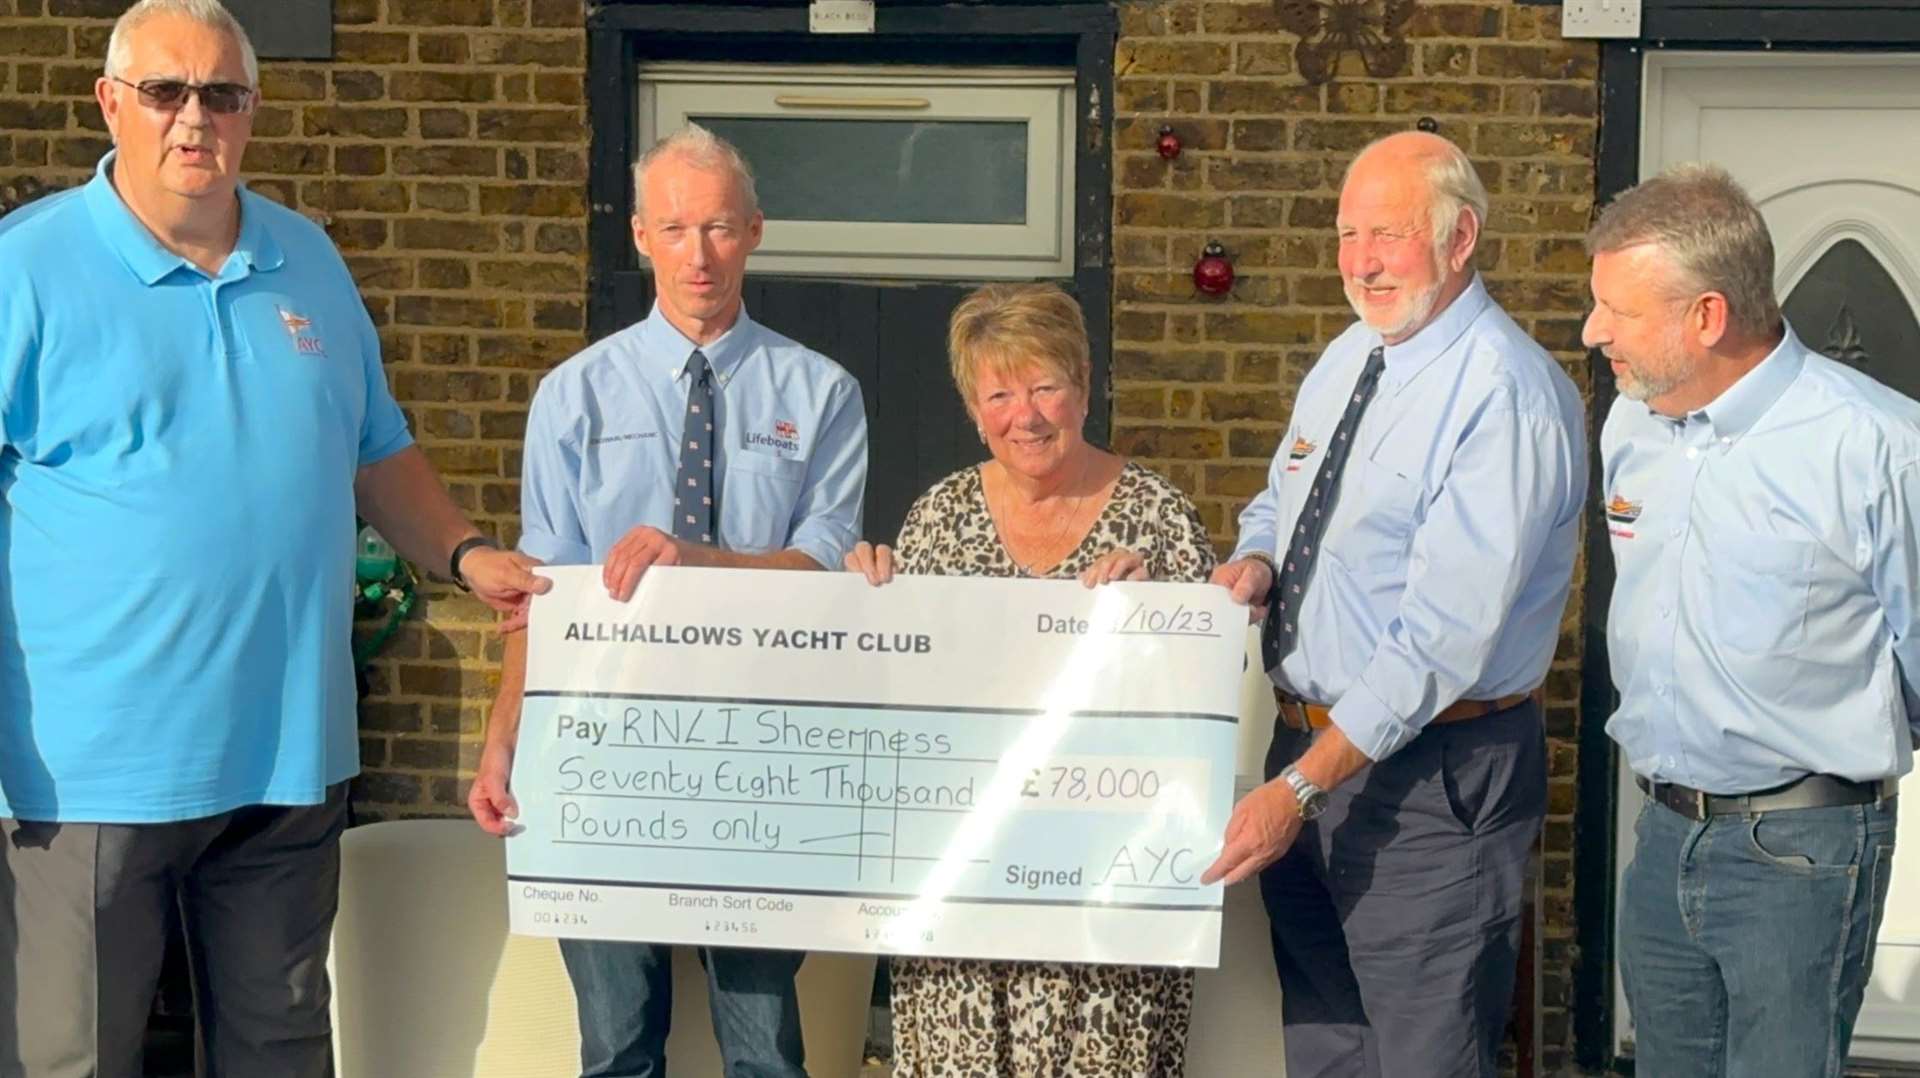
[0, 152, 413, 823]
[520, 304, 867, 569]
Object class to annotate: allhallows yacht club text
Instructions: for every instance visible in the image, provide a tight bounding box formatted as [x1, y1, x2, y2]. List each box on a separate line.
[562, 621, 931, 655]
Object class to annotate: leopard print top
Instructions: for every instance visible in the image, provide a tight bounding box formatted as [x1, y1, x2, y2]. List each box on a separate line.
[894, 460, 1215, 585]
[885, 458, 1214, 1077]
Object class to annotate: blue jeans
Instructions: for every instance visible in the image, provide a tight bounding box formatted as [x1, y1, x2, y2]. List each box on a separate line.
[1620, 795, 1898, 1077]
[559, 940, 807, 1078]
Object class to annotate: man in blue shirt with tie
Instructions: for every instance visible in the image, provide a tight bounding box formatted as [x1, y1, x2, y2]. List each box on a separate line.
[466, 125, 868, 1078]
[1203, 131, 1587, 1077]
[1590, 165, 1914, 1076]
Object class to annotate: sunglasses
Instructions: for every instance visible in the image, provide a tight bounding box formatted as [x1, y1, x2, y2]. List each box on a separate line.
[111, 76, 254, 115]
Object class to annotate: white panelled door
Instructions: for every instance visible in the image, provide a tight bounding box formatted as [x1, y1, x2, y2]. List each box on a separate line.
[1615, 50, 1920, 1065]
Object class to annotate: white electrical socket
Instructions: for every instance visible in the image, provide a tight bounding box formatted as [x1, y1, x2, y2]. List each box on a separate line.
[1561, 0, 1642, 39]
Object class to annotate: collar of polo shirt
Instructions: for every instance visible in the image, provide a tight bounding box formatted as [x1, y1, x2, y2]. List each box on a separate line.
[86, 150, 283, 285]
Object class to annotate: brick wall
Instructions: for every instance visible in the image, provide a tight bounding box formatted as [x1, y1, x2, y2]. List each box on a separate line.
[1108, 3, 1598, 1067]
[1, 0, 1599, 1068]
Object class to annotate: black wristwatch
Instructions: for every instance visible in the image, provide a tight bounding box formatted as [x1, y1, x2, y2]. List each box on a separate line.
[449, 535, 500, 591]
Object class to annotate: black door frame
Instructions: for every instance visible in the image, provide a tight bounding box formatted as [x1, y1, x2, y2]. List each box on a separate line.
[583, 1, 1118, 444]
[1575, 6, 1920, 1070]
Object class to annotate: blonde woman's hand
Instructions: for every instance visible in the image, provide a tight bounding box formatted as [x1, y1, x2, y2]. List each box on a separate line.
[1079, 548, 1149, 587]
[844, 542, 896, 586]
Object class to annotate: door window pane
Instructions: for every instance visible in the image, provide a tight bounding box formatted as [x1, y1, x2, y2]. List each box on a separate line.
[1783, 238, 1920, 400]
[693, 117, 1029, 225]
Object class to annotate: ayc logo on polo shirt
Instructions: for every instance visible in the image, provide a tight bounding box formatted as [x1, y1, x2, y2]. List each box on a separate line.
[747, 419, 801, 454]
[1605, 492, 1642, 539]
[277, 306, 326, 356]
[1284, 434, 1317, 473]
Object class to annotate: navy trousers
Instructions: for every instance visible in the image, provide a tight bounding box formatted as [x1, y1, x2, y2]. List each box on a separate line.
[1259, 699, 1545, 1078]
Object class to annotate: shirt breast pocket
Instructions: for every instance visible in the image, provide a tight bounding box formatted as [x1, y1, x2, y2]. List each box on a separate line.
[722, 448, 807, 553]
[1708, 531, 1813, 654]
[1327, 456, 1422, 576]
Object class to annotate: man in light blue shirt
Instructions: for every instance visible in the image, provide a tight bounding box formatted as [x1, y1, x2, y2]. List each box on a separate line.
[467, 126, 867, 1078]
[1592, 165, 1913, 1076]
[1203, 132, 1586, 1078]
[0, 3, 546, 1075]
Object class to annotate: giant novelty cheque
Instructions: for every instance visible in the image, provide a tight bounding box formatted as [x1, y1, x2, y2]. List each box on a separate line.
[506, 565, 1243, 967]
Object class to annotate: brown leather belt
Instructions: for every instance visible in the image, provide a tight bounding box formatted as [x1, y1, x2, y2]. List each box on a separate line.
[1274, 689, 1533, 734]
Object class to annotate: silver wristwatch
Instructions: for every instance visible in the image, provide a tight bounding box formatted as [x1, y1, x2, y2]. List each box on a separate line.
[1279, 765, 1329, 821]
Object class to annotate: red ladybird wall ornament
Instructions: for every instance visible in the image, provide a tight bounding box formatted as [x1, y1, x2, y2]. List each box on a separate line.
[1156, 124, 1183, 160]
[1193, 241, 1234, 296]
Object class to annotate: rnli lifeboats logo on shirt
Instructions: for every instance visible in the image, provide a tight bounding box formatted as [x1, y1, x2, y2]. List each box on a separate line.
[747, 420, 801, 454]
[277, 306, 325, 356]
[1605, 493, 1642, 539]
[1284, 435, 1317, 473]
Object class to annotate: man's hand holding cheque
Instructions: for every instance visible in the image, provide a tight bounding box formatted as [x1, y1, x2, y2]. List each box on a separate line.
[604, 525, 824, 602]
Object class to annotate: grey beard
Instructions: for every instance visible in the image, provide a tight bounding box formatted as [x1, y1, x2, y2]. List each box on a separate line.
[1346, 280, 1443, 342]
[1616, 359, 1691, 403]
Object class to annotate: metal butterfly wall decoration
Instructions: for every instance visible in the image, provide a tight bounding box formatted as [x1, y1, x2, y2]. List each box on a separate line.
[1276, 0, 1418, 85]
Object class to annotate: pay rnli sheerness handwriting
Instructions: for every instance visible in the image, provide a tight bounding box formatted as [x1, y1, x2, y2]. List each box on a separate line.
[546, 703, 1195, 889]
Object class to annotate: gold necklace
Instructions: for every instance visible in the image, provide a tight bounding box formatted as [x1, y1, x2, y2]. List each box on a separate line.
[988, 458, 1095, 577]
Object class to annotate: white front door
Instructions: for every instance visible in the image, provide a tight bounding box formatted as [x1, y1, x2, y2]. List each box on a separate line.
[1614, 50, 1920, 1065]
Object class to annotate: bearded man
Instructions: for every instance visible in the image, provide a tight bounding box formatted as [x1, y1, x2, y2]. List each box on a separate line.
[1204, 131, 1587, 1078]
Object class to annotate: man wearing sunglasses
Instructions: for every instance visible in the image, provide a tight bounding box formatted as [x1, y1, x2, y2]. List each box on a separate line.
[0, 2, 548, 1076]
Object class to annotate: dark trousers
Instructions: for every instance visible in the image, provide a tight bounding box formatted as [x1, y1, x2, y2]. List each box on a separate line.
[0, 784, 349, 1078]
[1259, 701, 1545, 1078]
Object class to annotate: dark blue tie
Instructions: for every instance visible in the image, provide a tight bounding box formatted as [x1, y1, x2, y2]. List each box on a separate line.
[674, 349, 715, 544]
[1263, 346, 1387, 673]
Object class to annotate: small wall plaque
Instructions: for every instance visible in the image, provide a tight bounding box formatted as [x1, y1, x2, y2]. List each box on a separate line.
[227, 0, 333, 61]
[809, 0, 877, 35]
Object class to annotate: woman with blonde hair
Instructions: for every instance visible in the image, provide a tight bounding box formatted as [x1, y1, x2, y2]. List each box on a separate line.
[847, 282, 1212, 1075]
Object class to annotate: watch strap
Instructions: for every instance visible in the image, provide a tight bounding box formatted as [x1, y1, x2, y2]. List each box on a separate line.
[449, 535, 500, 591]
[1280, 765, 1326, 818]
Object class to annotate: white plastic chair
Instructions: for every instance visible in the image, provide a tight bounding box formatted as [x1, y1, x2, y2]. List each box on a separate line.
[329, 818, 875, 1077]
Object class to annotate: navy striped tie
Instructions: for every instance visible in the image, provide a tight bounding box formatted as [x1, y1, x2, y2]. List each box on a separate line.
[1262, 346, 1387, 673]
[673, 349, 716, 544]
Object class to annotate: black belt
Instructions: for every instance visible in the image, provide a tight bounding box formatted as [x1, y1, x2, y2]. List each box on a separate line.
[1636, 773, 1897, 823]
